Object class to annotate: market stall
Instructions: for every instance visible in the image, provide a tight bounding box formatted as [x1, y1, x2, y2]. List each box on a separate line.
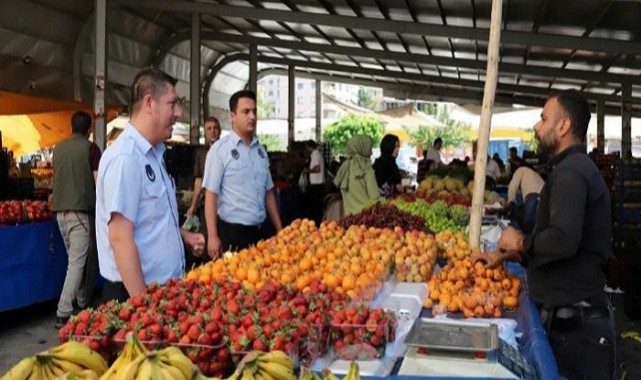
[0, 219, 67, 312]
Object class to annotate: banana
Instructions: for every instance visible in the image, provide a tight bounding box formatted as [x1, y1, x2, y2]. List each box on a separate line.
[352, 363, 360, 380]
[320, 369, 339, 380]
[113, 355, 144, 380]
[256, 352, 294, 371]
[157, 347, 193, 380]
[99, 334, 147, 380]
[1, 356, 37, 380]
[51, 359, 85, 377]
[27, 364, 42, 380]
[241, 367, 257, 380]
[49, 343, 108, 376]
[156, 360, 186, 380]
[133, 360, 153, 380]
[255, 362, 295, 380]
[40, 362, 56, 380]
[47, 360, 67, 379]
[74, 370, 99, 380]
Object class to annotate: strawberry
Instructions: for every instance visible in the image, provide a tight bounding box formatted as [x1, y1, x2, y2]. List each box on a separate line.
[187, 325, 201, 341]
[77, 310, 91, 324]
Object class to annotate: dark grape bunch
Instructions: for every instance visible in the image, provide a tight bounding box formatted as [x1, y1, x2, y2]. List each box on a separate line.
[340, 203, 428, 232]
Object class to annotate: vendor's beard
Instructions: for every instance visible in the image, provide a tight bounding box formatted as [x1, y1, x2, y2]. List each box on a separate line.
[536, 131, 560, 159]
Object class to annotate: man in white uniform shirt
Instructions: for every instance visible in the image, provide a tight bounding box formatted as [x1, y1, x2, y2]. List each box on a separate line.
[304, 140, 325, 225]
[425, 137, 443, 165]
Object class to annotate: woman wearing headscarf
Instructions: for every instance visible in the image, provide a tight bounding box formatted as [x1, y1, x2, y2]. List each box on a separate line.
[333, 135, 381, 215]
[373, 134, 402, 196]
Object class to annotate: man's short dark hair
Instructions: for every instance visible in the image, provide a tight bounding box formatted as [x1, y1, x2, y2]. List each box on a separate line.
[509, 147, 517, 153]
[229, 90, 257, 112]
[71, 111, 92, 135]
[306, 140, 318, 149]
[422, 150, 428, 157]
[434, 137, 443, 146]
[205, 117, 220, 129]
[550, 90, 591, 141]
[130, 68, 177, 114]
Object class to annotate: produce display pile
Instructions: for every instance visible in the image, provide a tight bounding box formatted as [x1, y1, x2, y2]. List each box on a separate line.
[434, 230, 479, 261]
[393, 199, 468, 233]
[58, 274, 396, 376]
[424, 257, 521, 318]
[339, 203, 428, 232]
[0, 200, 53, 225]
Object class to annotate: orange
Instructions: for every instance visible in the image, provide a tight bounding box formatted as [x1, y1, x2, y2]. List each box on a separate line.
[342, 275, 356, 290]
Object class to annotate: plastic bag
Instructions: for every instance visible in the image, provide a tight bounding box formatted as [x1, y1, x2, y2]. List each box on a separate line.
[298, 172, 309, 193]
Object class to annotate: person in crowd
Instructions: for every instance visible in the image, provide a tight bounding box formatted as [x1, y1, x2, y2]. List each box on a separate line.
[507, 166, 544, 234]
[96, 68, 205, 302]
[302, 140, 325, 226]
[416, 150, 434, 183]
[334, 135, 380, 215]
[508, 147, 524, 173]
[185, 117, 221, 267]
[51, 111, 102, 328]
[425, 137, 443, 165]
[203, 90, 283, 260]
[492, 153, 505, 172]
[486, 155, 501, 181]
[373, 134, 402, 196]
[476, 90, 615, 380]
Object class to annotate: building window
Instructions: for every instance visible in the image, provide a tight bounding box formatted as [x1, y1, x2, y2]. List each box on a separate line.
[269, 80, 273, 85]
[269, 91, 273, 96]
[297, 83, 303, 90]
[311, 82, 316, 89]
[272, 107, 276, 114]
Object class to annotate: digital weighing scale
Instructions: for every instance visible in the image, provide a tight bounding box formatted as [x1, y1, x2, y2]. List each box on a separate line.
[399, 318, 537, 379]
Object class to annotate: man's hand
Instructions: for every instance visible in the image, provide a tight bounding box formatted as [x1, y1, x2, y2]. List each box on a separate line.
[498, 226, 525, 253]
[182, 231, 205, 256]
[185, 205, 195, 218]
[471, 251, 505, 269]
[208, 235, 222, 260]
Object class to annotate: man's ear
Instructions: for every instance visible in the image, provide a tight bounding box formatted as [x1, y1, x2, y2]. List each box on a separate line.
[142, 93, 154, 114]
[558, 116, 572, 138]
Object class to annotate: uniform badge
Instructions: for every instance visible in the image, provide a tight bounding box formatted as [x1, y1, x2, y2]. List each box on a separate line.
[145, 164, 156, 182]
[231, 149, 240, 160]
[258, 148, 265, 159]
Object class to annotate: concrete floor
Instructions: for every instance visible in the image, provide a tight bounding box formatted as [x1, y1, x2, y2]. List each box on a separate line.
[1, 295, 640, 379]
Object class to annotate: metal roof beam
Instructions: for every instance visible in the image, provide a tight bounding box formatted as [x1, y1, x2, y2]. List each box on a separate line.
[256, 55, 640, 105]
[113, 0, 641, 55]
[156, 30, 641, 85]
[257, 67, 640, 117]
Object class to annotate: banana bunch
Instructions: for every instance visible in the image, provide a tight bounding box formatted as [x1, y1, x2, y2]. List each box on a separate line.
[1, 342, 107, 380]
[55, 370, 99, 379]
[99, 333, 148, 380]
[321, 362, 359, 380]
[113, 346, 195, 380]
[228, 351, 296, 380]
[298, 368, 321, 380]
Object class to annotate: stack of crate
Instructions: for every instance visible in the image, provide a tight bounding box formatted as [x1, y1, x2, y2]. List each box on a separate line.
[614, 158, 641, 320]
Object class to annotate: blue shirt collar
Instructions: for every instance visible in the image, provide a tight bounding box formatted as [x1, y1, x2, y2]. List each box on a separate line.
[124, 123, 166, 156]
[230, 129, 259, 147]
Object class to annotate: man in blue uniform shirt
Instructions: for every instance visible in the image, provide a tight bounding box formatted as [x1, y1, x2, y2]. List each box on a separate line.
[203, 90, 283, 259]
[96, 68, 205, 301]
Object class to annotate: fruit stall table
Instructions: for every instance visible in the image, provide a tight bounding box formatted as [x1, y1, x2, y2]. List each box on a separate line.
[0, 220, 67, 312]
[310, 263, 559, 380]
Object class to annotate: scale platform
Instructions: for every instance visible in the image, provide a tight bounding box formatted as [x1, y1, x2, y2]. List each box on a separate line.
[398, 318, 537, 379]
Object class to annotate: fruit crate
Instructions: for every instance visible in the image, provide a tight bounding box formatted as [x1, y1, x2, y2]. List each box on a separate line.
[298, 323, 331, 366]
[329, 319, 389, 360]
[173, 341, 229, 376]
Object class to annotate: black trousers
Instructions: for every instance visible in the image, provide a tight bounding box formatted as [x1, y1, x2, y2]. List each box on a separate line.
[101, 280, 129, 303]
[217, 217, 263, 252]
[307, 184, 325, 226]
[541, 296, 616, 380]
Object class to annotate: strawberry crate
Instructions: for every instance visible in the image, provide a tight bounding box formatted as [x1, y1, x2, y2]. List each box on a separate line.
[329, 319, 389, 360]
[298, 323, 331, 366]
[173, 341, 229, 377]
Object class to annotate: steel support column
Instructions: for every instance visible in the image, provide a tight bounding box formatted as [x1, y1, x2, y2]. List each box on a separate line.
[94, 0, 107, 151]
[190, 12, 201, 144]
[288, 66, 295, 147]
[315, 79, 322, 142]
[597, 100, 605, 153]
[249, 43, 258, 94]
[622, 83, 632, 158]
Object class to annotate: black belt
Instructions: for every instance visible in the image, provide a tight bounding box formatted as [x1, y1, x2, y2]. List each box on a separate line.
[554, 305, 610, 320]
[218, 217, 261, 230]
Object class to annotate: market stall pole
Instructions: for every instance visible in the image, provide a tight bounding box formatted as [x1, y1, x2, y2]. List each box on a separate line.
[469, 0, 503, 248]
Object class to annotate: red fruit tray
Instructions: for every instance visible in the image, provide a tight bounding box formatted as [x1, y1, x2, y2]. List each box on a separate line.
[329, 320, 389, 360]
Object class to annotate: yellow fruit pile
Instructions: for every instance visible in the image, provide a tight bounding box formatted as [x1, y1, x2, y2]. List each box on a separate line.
[187, 219, 412, 299]
[393, 230, 438, 283]
[434, 230, 479, 261]
[424, 258, 521, 318]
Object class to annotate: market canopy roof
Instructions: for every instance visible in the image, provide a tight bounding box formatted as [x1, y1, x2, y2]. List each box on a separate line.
[0, 91, 122, 156]
[1, 1, 641, 117]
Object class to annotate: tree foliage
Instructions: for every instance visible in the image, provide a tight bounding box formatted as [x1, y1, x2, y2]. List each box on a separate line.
[357, 88, 380, 110]
[322, 115, 384, 155]
[257, 89, 273, 119]
[257, 134, 284, 152]
[406, 104, 472, 149]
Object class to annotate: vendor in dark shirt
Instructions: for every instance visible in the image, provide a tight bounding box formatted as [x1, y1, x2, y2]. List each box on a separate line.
[373, 134, 402, 196]
[478, 90, 615, 380]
